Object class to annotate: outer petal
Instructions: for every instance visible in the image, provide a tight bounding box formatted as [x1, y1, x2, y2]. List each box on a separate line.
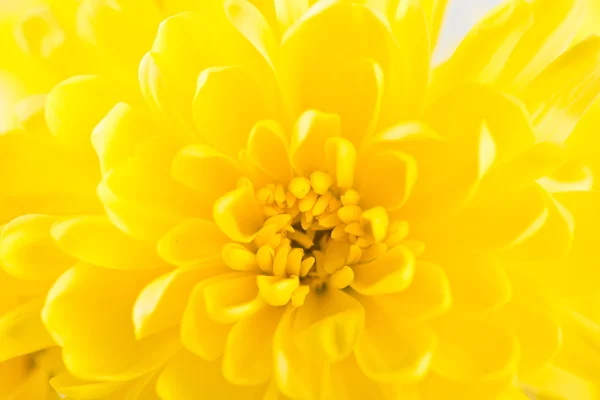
[374, 260, 451, 320]
[42, 264, 179, 381]
[45, 75, 128, 148]
[142, 5, 275, 131]
[0, 298, 55, 363]
[223, 305, 284, 385]
[351, 245, 415, 296]
[247, 120, 294, 184]
[51, 216, 166, 270]
[133, 263, 228, 340]
[522, 35, 600, 143]
[0, 214, 74, 281]
[156, 350, 266, 400]
[429, 0, 532, 99]
[496, 0, 583, 92]
[353, 294, 436, 383]
[292, 289, 364, 363]
[192, 65, 278, 157]
[157, 219, 229, 266]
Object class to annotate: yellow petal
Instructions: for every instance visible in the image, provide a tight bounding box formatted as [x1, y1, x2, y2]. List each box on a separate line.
[419, 0, 449, 50]
[45, 75, 127, 148]
[429, 0, 532, 99]
[358, 150, 417, 210]
[221, 243, 260, 272]
[374, 260, 451, 320]
[432, 252, 511, 314]
[390, 0, 430, 119]
[503, 190, 574, 261]
[0, 268, 48, 297]
[51, 216, 166, 270]
[181, 275, 235, 361]
[192, 65, 278, 157]
[42, 264, 179, 381]
[223, 306, 284, 385]
[521, 364, 598, 400]
[157, 218, 229, 266]
[247, 120, 293, 184]
[171, 143, 243, 197]
[134, 264, 229, 340]
[0, 132, 100, 222]
[203, 273, 264, 324]
[290, 110, 341, 177]
[522, 35, 600, 143]
[273, 0, 308, 31]
[293, 289, 364, 362]
[553, 309, 600, 384]
[257, 275, 300, 307]
[98, 155, 211, 242]
[431, 315, 519, 383]
[330, 354, 416, 400]
[273, 309, 329, 400]
[92, 102, 159, 175]
[157, 350, 266, 400]
[0, 297, 55, 363]
[326, 137, 357, 190]
[351, 245, 415, 296]
[354, 294, 436, 383]
[50, 373, 124, 399]
[76, 0, 161, 84]
[458, 184, 549, 251]
[213, 185, 265, 243]
[496, 0, 583, 92]
[146, 8, 274, 133]
[0, 214, 74, 281]
[426, 83, 535, 164]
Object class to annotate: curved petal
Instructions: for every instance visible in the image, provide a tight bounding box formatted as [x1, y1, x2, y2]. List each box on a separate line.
[247, 120, 293, 184]
[374, 260, 451, 320]
[351, 245, 415, 296]
[429, 0, 532, 99]
[181, 275, 235, 361]
[430, 252, 511, 314]
[143, 6, 275, 132]
[157, 219, 229, 266]
[42, 264, 179, 381]
[156, 350, 266, 400]
[45, 75, 128, 148]
[171, 143, 243, 197]
[0, 132, 101, 222]
[292, 289, 364, 363]
[326, 137, 356, 190]
[430, 315, 519, 384]
[0, 214, 74, 281]
[522, 35, 600, 143]
[133, 263, 228, 340]
[92, 102, 161, 175]
[496, 0, 583, 92]
[425, 83, 535, 164]
[290, 110, 341, 177]
[76, 0, 162, 83]
[358, 150, 417, 210]
[51, 216, 166, 270]
[353, 294, 436, 383]
[273, 309, 329, 400]
[192, 65, 278, 157]
[279, 1, 402, 129]
[223, 306, 284, 385]
[98, 155, 212, 242]
[213, 184, 265, 243]
[0, 297, 55, 363]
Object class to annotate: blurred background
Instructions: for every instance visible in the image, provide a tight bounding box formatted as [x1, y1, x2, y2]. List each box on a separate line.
[435, 0, 505, 63]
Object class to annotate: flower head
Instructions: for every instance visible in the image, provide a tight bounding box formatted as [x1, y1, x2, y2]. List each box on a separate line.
[2, 0, 600, 399]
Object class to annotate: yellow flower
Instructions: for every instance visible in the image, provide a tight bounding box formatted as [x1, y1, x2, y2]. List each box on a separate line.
[2, 0, 600, 399]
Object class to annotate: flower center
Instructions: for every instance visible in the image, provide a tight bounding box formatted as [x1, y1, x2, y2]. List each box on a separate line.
[247, 170, 412, 307]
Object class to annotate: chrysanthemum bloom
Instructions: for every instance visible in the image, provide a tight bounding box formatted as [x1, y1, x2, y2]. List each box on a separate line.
[2, 0, 600, 399]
